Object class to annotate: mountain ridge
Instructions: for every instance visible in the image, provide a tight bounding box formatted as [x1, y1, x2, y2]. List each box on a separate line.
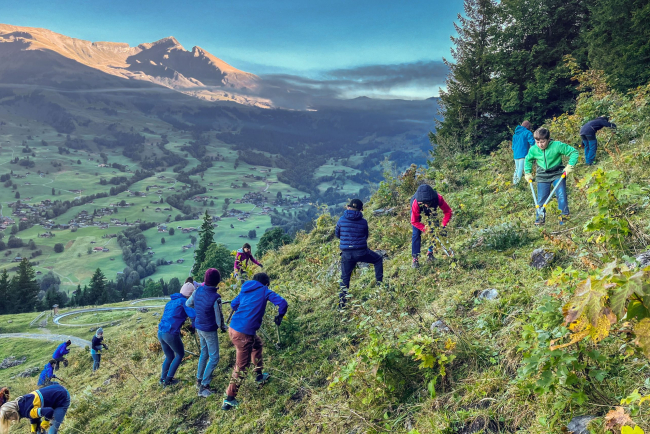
[0, 23, 268, 106]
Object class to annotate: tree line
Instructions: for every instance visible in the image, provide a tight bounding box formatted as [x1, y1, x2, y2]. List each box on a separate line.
[434, 0, 650, 153]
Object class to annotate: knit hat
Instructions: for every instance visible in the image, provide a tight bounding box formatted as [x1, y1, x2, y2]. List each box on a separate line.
[96, 328, 103, 336]
[414, 184, 439, 208]
[180, 282, 195, 297]
[204, 268, 221, 287]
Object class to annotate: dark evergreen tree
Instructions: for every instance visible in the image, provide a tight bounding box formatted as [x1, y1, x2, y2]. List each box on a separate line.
[586, 0, 650, 91]
[192, 211, 215, 276]
[257, 227, 293, 257]
[0, 269, 9, 314]
[89, 268, 107, 305]
[434, 0, 498, 152]
[13, 258, 39, 313]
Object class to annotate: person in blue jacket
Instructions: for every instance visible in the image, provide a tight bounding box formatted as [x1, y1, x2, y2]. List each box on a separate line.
[157, 284, 196, 387]
[512, 120, 535, 184]
[222, 273, 288, 411]
[580, 116, 617, 165]
[335, 199, 383, 309]
[185, 268, 226, 398]
[0, 383, 70, 434]
[37, 360, 57, 387]
[51, 341, 71, 371]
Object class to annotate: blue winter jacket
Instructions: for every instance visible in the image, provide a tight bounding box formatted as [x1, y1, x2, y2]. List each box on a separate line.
[229, 280, 288, 336]
[37, 364, 54, 386]
[158, 293, 196, 335]
[192, 285, 221, 332]
[512, 125, 535, 159]
[335, 210, 368, 251]
[52, 342, 69, 359]
[580, 117, 616, 136]
[17, 383, 68, 422]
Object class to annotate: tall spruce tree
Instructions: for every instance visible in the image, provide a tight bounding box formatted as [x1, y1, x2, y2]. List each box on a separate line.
[434, 0, 498, 152]
[13, 258, 39, 313]
[192, 211, 215, 277]
[89, 268, 107, 305]
[0, 269, 9, 314]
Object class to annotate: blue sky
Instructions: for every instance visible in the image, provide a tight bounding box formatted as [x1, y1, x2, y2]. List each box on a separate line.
[2, 0, 464, 98]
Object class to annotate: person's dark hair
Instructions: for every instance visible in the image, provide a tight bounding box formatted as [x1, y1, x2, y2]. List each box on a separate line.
[66, 340, 71, 346]
[243, 243, 251, 250]
[252, 272, 271, 287]
[49, 359, 56, 365]
[533, 127, 550, 140]
[185, 276, 194, 283]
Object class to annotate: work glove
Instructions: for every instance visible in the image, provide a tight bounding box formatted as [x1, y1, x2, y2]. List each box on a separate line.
[274, 315, 283, 326]
[524, 173, 534, 182]
[41, 420, 51, 431]
[221, 326, 227, 333]
[259, 263, 264, 268]
[439, 227, 448, 237]
[188, 325, 196, 335]
[102, 343, 108, 350]
[564, 165, 575, 176]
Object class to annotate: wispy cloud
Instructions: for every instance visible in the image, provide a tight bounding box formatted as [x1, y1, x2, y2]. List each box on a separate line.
[252, 60, 448, 109]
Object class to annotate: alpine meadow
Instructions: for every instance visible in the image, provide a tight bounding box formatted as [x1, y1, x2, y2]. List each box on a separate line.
[1, 0, 650, 433]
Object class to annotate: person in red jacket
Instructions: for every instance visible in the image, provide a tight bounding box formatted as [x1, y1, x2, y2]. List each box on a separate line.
[411, 184, 452, 268]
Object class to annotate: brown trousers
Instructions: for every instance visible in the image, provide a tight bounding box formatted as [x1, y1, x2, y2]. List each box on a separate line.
[226, 327, 263, 398]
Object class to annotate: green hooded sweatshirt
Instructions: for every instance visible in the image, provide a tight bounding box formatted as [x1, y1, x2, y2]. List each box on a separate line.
[524, 140, 579, 183]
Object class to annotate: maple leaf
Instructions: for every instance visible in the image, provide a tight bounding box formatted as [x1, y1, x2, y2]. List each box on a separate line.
[604, 407, 634, 431]
[610, 271, 645, 320]
[563, 278, 606, 326]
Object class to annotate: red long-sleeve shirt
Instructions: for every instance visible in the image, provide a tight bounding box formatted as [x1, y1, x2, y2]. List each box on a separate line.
[411, 195, 452, 231]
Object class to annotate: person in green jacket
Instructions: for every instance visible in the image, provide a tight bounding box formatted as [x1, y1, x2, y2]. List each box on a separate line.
[524, 127, 579, 226]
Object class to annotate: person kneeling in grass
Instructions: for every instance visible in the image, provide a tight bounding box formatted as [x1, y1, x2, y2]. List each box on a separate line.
[0, 383, 70, 434]
[37, 360, 57, 387]
[524, 127, 579, 226]
[222, 272, 288, 410]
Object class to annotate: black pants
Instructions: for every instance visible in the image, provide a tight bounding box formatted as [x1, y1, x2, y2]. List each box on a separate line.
[340, 248, 383, 289]
[54, 356, 67, 371]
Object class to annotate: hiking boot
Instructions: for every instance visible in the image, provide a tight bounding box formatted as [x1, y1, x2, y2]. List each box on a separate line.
[196, 379, 201, 389]
[163, 378, 180, 388]
[222, 396, 239, 411]
[426, 252, 435, 263]
[159, 378, 165, 387]
[255, 373, 270, 385]
[412, 257, 420, 268]
[534, 213, 545, 226]
[198, 385, 215, 398]
[559, 215, 570, 226]
[338, 289, 348, 309]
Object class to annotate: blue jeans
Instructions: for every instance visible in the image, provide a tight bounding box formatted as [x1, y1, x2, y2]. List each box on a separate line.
[412, 226, 434, 257]
[48, 389, 70, 434]
[340, 248, 383, 289]
[513, 158, 525, 184]
[537, 177, 569, 215]
[197, 330, 220, 386]
[158, 331, 185, 381]
[91, 353, 101, 371]
[581, 134, 598, 165]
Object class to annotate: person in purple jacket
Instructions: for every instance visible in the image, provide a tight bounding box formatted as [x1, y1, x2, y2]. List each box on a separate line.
[221, 273, 288, 411]
[234, 243, 263, 279]
[580, 116, 617, 165]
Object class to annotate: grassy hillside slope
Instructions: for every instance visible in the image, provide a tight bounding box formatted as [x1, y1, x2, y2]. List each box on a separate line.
[1, 72, 650, 434]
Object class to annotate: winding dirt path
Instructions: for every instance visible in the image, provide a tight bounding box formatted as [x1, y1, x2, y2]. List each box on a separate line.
[0, 333, 90, 348]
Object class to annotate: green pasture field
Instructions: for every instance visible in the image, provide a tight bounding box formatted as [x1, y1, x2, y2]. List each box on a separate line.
[58, 309, 144, 325]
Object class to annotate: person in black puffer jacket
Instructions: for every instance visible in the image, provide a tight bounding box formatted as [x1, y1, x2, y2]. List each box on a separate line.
[335, 199, 383, 308]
